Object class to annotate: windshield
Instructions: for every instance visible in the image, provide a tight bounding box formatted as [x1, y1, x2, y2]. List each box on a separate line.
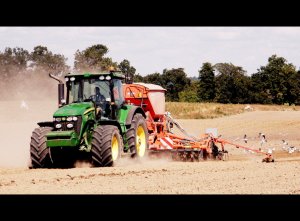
[113, 79, 125, 107]
[68, 78, 111, 103]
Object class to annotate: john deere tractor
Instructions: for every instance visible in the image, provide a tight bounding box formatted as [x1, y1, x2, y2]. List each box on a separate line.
[29, 70, 148, 168]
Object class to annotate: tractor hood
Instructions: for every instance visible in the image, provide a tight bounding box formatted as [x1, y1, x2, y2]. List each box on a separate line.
[53, 102, 94, 117]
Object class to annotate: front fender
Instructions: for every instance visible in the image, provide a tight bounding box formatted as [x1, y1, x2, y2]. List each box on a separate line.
[37, 121, 54, 128]
[125, 106, 146, 126]
[99, 120, 122, 134]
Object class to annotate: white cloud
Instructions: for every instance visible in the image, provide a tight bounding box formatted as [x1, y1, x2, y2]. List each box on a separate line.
[1, 27, 300, 77]
[215, 30, 241, 40]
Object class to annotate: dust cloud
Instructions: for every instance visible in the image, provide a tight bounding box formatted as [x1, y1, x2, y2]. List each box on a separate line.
[0, 69, 58, 167]
[114, 153, 171, 167]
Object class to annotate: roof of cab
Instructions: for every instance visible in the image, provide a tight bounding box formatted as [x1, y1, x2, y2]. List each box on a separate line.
[66, 71, 125, 79]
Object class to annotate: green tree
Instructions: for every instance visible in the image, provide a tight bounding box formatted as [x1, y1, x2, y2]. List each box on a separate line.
[74, 44, 117, 72]
[142, 69, 190, 101]
[30, 45, 69, 74]
[133, 73, 144, 82]
[214, 63, 251, 104]
[179, 80, 198, 102]
[197, 62, 215, 102]
[285, 70, 300, 105]
[161, 68, 191, 102]
[143, 72, 163, 86]
[251, 55, 300, 104]
[0, 47, 30, 80]
[118, 59, 136, 83]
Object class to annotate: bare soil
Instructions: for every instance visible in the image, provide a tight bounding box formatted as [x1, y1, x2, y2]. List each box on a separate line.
[1, 100, 300, 194]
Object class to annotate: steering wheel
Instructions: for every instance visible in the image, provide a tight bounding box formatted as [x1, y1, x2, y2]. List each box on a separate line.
[88, 95, 96, 100]
[82, 95, 95, 102]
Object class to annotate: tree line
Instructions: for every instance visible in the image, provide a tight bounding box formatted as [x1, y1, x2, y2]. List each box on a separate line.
[1, 44, 300, 104]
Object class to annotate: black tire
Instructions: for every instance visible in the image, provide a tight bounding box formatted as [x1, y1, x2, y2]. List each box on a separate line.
[30, 127, 53, 168]
[91, 125, 123, 167]
[211, 142, 219, 159]
[126, 113, 149, 158]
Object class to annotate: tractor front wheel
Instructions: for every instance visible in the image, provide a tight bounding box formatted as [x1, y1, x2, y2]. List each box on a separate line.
[91, 125, 123, 167]
[29, 127, 53, 168]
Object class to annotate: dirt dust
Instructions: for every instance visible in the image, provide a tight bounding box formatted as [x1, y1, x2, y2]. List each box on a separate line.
[0, 96, 300, 193]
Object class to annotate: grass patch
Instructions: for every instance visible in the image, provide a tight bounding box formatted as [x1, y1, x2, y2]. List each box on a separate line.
[165, 102, 300, 119]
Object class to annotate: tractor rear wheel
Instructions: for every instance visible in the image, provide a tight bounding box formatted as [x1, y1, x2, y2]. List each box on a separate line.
[126, 113, 148, 158]
[29, 127, 53, 168]
[91, 125, 123, 167]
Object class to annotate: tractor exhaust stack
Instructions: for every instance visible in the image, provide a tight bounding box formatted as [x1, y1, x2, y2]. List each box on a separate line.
[49, 73, 65, 107]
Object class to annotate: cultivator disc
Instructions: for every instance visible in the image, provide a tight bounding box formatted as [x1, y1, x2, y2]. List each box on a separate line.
[217, 150, 229, 161]
[148, 148, 229, 162]
[171, 150, 205, 162]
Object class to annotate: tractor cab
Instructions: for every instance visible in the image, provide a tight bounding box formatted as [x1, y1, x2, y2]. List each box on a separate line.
[64, 71, 125, 120]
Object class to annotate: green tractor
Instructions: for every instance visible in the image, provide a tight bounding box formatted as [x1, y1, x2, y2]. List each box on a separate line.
[29, 70, 148, 168]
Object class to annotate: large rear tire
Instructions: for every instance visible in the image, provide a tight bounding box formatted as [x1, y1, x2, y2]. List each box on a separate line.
[126, 113, 149, 158]
[91, 125, 123, 167]
[30, 127, 53, 168]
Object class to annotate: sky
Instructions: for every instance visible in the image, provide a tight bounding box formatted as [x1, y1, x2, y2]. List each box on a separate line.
[1, 27, 300, 77]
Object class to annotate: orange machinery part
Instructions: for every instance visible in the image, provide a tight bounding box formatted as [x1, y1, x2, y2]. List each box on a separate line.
[123, 83, 165, 132]
[123, 84, 231, 152]
[123, 83, 273, 161]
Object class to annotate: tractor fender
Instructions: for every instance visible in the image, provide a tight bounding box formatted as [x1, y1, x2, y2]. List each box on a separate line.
[37, 121, 54, 128]
[125, 106, 146, 126]
[80, 119, 96, 137]
[99, 120, 123, 134]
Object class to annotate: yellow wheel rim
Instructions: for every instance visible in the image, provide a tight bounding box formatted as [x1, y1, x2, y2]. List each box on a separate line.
[136, 125, 146, 157]
[111, 134, 119, 161]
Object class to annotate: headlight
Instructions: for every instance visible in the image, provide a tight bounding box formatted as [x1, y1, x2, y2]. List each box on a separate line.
[105, 76, 111, 80]
[55, 124, 62, 129]
[67, 117, 73, 121]
[55, 118, 61, 122]
[72, 116, 78, 121]
[67, 123, 73, 128]
[99, 76, 105, 80]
